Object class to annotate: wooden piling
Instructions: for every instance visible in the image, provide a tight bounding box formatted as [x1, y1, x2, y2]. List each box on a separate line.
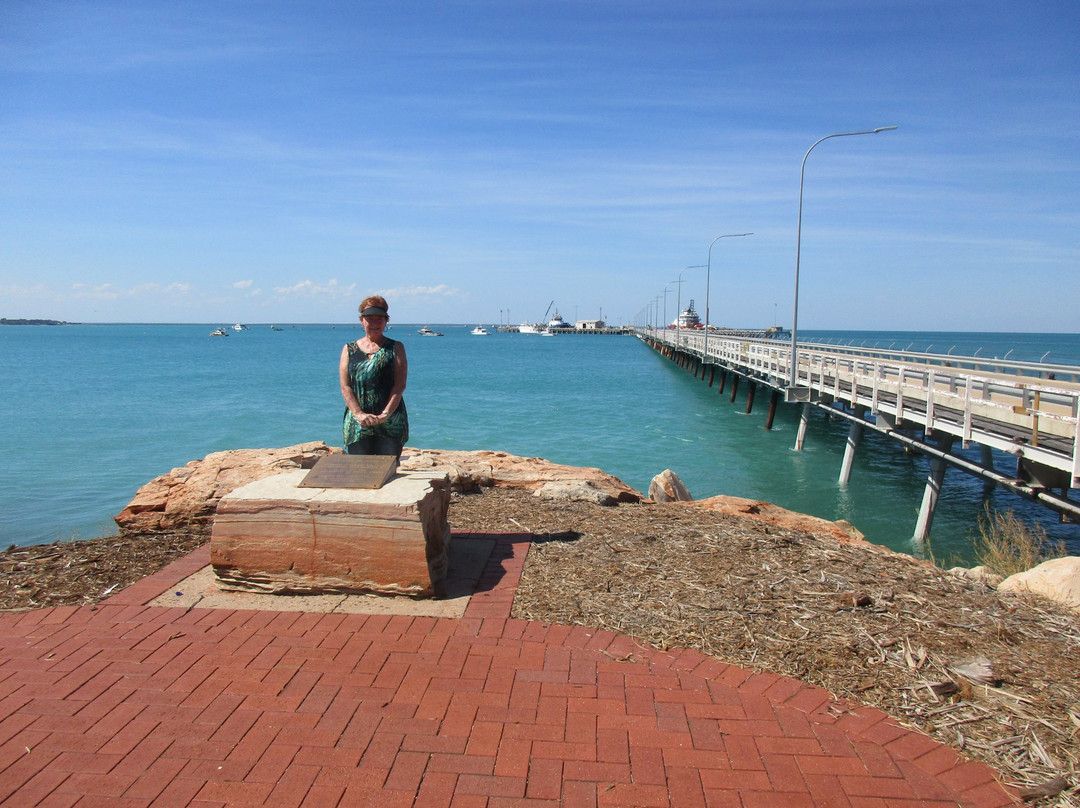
[765, 390, 780, 430]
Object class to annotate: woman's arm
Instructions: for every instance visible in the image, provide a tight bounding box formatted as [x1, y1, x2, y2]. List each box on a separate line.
[378, 342, 408, 422]
[339, 344, 365, 419]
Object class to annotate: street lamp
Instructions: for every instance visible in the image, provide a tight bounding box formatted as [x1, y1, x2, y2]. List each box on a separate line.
[675, 264, 705, 347]
[788, 126, 897, 396]
[704, 233, 753, 362]
[662, 283, 677, 334]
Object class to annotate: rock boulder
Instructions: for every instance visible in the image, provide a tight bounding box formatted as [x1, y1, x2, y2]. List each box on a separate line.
[692, 494, 866, 544]
[649, 469, 693, 502]
[998, 556, 1080, 614]
[114, 442, 338, 537]
[399, 448, 641, 503]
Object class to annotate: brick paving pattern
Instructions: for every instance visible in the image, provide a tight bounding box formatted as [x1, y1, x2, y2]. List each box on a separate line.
[0, 534, 1018, 807]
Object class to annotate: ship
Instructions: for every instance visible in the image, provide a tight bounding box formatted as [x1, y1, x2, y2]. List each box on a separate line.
[671, 299, 703, 329]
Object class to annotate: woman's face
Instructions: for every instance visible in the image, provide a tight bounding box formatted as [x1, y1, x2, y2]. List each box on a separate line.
[361, 314, 388, 337]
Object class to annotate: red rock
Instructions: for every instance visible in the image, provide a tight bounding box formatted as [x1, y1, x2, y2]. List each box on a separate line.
[114, 444, 642, 539]
[648, 469, 693, 502]
[114, 442, 337, 537]
[692, 494, 866, 544]
[399, 448, 642, 502]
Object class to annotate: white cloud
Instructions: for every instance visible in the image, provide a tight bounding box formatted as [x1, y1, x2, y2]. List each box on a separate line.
[272, 279, 357, 297]
[381, 284, 463, 299]
[232, 280, 253, 289]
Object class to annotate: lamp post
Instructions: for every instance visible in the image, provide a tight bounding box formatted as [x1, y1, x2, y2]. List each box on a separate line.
[675, 264, 705, 348]
[704, 233, 753, 362]
[788, 126, 897, 396]
[662, 283, 676, 335]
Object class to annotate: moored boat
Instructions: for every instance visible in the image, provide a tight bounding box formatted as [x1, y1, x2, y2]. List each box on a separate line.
[671, 299, 702, 329]
[209, 327, 229, 337]
[417, 326, 443, 336]
[546, 309, 571, 330]
[470, 326, 489, 335]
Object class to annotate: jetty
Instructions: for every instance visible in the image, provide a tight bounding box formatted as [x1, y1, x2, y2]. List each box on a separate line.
[639, 327, 1080, 540]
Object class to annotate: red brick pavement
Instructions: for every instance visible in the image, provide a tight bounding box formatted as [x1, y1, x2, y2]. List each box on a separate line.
[0, 533, 1019, 807]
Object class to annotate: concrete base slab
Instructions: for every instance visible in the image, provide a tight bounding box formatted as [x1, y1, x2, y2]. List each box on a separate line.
[155, 536, 494, 617]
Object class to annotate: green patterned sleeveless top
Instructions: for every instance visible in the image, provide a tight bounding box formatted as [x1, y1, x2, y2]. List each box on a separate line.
[342, 338, 409, 446]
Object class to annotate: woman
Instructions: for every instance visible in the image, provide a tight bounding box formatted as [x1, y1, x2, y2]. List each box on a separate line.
[340, 295, 409, 457]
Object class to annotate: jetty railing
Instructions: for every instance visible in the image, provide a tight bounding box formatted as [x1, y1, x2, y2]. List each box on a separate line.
[638, 327, 1080, 537]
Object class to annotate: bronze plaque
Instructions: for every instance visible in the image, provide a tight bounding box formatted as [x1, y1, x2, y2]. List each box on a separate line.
[298, 454, 398, 490]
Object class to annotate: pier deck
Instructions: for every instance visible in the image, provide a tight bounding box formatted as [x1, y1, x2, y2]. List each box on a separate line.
[640, 328, 1080, 535]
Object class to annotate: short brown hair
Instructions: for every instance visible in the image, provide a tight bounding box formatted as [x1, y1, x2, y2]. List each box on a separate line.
[358, 295, 389, 318]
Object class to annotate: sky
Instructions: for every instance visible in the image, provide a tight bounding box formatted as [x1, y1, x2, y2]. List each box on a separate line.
[1, 1, 1077, 331]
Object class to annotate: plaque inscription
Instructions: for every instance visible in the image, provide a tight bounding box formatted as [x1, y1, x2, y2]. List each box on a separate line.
[298, 454, 398, 490]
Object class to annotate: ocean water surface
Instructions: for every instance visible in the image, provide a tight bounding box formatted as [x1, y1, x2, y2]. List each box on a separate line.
[1, 323, 1077, 564]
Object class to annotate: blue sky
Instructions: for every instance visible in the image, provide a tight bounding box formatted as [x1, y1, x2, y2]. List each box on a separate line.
[2, 1, 1077, 330]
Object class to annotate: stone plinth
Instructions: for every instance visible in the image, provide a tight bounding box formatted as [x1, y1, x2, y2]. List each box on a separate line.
[210, 469, 451, 597]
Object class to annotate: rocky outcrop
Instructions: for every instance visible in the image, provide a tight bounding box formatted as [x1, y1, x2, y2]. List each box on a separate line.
[399, 448, 642, 503]
[114, 442, 338, 537]
[116, 444, 642, 538]
[998, 556, 1080, 614]
[692, 494, 867, 544]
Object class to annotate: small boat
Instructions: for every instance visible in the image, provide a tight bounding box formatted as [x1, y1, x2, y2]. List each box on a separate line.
[417, 326, 443, 336]
[232, 323, 248, 332]
[470, 326, 489, 335]
[270, 325, 283, 331]
[518, 322, 540, 334]
[539, 328, 555, 337]
[209, 327, 229, 337]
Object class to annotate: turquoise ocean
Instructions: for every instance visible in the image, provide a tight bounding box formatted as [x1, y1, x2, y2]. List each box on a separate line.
[2, 323, 1078, 563]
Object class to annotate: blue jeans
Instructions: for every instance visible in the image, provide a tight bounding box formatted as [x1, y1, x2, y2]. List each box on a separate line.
[346, 436, 403, 458]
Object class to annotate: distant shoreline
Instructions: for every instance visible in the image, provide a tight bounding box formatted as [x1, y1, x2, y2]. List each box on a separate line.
[0, 318, 78, 326]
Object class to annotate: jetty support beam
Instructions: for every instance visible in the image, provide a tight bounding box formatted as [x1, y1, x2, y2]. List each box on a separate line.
[838, 406, 866, 484]
[794, 403, 811, 451]
[914, 433, 956, 544]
